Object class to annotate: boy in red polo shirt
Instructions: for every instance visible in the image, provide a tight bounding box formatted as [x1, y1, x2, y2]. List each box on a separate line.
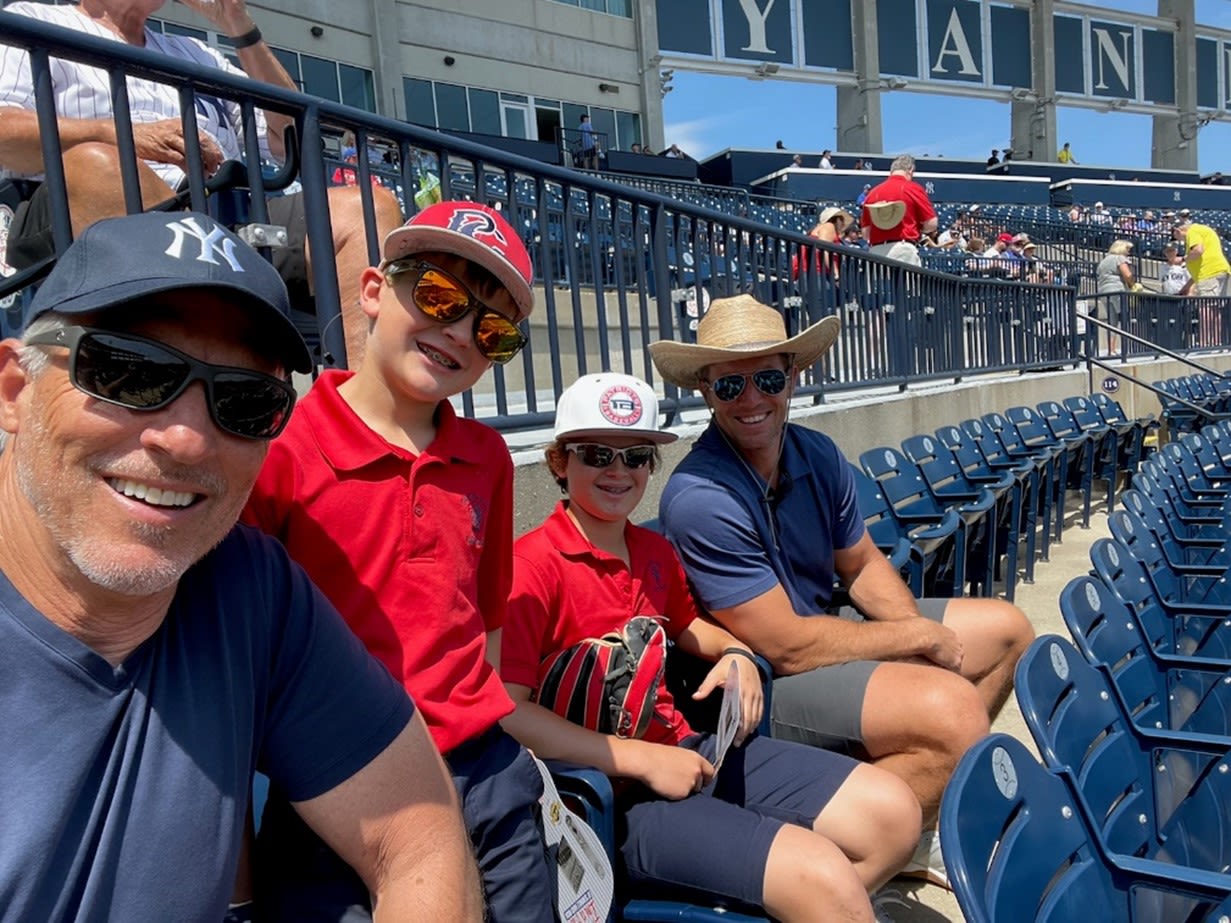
[501, 373, 922, 921]
[243, 201, 554, 922]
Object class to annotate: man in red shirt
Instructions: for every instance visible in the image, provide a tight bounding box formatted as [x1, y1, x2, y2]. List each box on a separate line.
[860, 154, 937, 267]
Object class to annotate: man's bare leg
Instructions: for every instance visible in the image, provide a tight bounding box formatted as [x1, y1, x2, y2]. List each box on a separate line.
[63, 143, 176, 235]
[941, 597, 1034, 718]
[307, 184, 403, 369]
[859, 662, 989, 822]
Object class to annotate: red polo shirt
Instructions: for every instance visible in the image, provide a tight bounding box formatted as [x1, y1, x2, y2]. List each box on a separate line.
[503, 504, 699, 747]
[860, 173, 936, 245]
[243, 370, 515, 755]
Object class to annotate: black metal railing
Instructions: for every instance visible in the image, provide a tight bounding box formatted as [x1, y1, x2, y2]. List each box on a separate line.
[2, 11, 1228, 434]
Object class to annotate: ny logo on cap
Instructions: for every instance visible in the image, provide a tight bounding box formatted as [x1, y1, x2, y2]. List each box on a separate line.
[164, 216, 245, 271]
[447, 207, 508, 247]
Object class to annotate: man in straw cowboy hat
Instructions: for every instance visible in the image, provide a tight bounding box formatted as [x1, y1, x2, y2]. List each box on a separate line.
[859, 154, 936, 267]
[649, 295, 1033, 890]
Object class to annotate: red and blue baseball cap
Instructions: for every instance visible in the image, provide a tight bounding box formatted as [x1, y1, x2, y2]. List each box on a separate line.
[25, 211, 312, 372]
[381, 201, 535, 320]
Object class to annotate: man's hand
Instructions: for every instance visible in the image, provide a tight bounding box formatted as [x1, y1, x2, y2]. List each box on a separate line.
[912, 618, 964, 672]
[691, 653, 763, 745]
[133, 119, 223, 174]
[632, 740, 715, 800]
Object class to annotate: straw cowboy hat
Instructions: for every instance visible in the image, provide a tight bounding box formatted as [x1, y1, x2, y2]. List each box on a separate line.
[865, 200, 906, 230]
[648, 294, 840, 391]
[818, 206, 855, 231]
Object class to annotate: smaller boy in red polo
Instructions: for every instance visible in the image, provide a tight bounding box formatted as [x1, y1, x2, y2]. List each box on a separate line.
[244, 202, 554, 923]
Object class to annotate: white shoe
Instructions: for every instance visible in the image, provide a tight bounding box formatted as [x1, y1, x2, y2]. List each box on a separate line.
[872, 887, 910, 922]
[900, 828, 950, 889]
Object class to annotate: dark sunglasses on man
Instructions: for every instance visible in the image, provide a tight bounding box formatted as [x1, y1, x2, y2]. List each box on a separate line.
[26, 326, 297, 440]
[702, 368, 788, 403]
[383, 258, 528, 364]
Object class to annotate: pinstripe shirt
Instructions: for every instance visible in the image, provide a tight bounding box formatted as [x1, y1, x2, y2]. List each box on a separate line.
[0, 2, 271, 188]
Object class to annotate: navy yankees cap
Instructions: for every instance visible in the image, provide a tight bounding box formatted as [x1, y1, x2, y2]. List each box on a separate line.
[26, 211, 312, 373]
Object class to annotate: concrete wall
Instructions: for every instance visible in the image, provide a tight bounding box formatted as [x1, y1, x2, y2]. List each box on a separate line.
[509, 353, 1231, 536]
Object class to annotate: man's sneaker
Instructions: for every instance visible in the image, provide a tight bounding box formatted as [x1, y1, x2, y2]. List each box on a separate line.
[872, 887, 910, 922]
[900, 827, 950, 889]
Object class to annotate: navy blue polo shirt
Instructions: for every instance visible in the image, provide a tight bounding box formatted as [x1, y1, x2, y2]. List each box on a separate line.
[660, 422, 864, 615]
[0, 525, 414, 921]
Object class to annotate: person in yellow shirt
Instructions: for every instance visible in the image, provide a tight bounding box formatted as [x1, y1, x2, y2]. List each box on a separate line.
[1175, 217, 1230, 345]
[1057, 142, 1078, 164]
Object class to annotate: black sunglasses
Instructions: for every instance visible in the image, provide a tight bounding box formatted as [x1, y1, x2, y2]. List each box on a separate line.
[566, 443, 657, 470]
[27, 326, 297, 440]
[704, 368, 789, 403]
[384, 259, 528, 364]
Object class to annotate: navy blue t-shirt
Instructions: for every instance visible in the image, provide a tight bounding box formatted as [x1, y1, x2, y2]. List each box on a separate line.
[660, 422, 864, 615]
[0, 524, 414, 922]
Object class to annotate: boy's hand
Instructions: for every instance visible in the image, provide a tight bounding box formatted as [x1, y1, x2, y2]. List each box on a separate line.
[631, 741, 714, 800]
[692, 654, 763, 746]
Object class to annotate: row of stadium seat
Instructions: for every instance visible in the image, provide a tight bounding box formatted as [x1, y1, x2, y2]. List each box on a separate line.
[853, 394, 1154, 603]
[940, 427, 1231, 922]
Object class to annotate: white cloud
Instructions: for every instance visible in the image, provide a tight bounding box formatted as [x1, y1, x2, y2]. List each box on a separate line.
[662, 112, 754, 159]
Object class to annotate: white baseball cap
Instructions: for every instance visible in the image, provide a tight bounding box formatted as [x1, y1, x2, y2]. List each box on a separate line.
[554, 373, 678, 444]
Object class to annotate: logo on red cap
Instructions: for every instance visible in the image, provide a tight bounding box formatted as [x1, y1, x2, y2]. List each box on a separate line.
[446, 207, 510, 248]
[598, 385, 643, 427]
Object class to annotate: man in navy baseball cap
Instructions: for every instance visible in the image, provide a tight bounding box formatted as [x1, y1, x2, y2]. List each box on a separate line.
[0, 208, 481, 921]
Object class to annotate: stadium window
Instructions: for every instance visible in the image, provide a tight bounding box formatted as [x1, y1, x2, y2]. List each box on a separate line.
[339, 63, 376, 112]
[590, 107, 616, 151]
[270, 47, 303, 90]
[435, 82, 470, 132]
[300, 53, 340, 103]
[404, 78, 437, 126]
[615, 110, 640, 150]
[546, 0, 631, 15]
[469, 88, 501, 135]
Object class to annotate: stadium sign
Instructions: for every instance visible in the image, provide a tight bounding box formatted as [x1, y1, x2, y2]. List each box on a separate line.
[657, 0, 1231, 112]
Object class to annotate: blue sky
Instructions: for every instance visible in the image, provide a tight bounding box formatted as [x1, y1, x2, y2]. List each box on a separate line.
[663, 0, 1231, 174]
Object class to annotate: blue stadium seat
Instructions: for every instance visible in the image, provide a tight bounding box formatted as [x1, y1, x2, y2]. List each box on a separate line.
[978, 412, 1062, 553]
[859, 446, 996, 596]
[1016, 635, 1231, 882]
[1005, 404, 1093, 530]
[1088, 536, 1231, 661]
[902, 433, 1016, 599]
[935, 423, 1035, 586]
[849, 466, 942, 596]
[1064, 394, 1139, 479]
[1106, 510, 1231, 602]
[1059, 575, 1231, 735]
[1090, 393, 1158, 470]
[1110, 502, 1229, 574]
[1039, 399, 1117, 512]
[940, 733, 1231, 923]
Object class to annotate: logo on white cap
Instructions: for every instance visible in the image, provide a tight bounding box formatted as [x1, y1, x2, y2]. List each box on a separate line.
[599, 385, 644, 427]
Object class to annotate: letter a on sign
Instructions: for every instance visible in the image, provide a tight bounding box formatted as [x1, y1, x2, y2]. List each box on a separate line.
[932, 7, 980, 76]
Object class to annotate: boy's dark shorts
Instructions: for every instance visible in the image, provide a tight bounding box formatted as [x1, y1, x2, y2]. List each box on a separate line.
[617, 731, 859, 910]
